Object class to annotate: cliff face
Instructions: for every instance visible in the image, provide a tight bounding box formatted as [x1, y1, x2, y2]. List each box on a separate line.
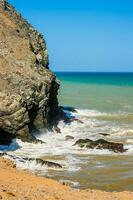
[0, 0, 59, 143]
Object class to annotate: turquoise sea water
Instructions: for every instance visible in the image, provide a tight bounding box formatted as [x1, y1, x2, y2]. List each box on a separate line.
[56, 72, 133, 113]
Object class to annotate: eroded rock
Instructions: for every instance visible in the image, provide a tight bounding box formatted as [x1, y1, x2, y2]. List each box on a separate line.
[33, 158, 62, 168]
[74, 139, 127, 153]
[0, 0, 59, 143]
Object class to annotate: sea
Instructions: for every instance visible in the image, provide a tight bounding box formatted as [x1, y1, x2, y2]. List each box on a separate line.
[1, 72, 133, 191]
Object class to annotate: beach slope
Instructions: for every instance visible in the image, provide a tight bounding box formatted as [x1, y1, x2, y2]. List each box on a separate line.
[0, 158, 132, 200]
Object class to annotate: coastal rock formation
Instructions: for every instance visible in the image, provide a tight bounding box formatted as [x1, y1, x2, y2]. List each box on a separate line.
[0, 0, 59, 143]
[1, 153, 62, 168]
[74, 139, 127, 153]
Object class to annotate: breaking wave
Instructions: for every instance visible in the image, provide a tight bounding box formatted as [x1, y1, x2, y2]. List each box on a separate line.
[0, 108, 133, 190]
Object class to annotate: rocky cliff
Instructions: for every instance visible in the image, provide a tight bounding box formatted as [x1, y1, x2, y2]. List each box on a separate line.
[0, 0, 60, 144]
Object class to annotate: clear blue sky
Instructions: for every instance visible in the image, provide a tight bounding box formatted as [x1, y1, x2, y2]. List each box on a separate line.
[8, 0, 133, 72]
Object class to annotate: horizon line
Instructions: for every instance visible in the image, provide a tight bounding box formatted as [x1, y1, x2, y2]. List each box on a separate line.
[54, 71, 133, 73]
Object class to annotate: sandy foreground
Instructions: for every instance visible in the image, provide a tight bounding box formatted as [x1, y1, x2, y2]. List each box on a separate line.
[0, 158, 132, 200]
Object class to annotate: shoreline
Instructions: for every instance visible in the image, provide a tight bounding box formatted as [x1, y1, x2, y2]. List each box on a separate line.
[0, 157, 132, 200]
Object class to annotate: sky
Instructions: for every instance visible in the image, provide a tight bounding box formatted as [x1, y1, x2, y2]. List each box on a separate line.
[8, 0, 133, 72]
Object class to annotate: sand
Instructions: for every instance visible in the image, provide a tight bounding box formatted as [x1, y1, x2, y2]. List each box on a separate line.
[0, 157, 132, 200]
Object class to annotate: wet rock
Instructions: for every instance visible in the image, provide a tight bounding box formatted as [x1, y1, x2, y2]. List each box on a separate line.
[8, 155, 62, 169]
[62, 115, 83, 125]
[71, 118, 83, 124]
[24, 158, 62, 168]
[60, 106, 77, 113]
[74, 139, 127, 153]
[0, 130, 14, 145]
[51, 107, 71, 126]
[65, 135, 74, 140]
[32, 138, 45, 144]
[99, 133, 110, 137]
[0, 153, 7, 157]
[63, 117, 74, 124]
[0, 1, 59, 144]
[53, 126, 61, 134]
[34, 158, 62, 168]
[52, 106, 82, 128]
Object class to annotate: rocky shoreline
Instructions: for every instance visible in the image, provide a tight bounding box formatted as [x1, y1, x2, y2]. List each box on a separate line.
[0, 1, 133, 198]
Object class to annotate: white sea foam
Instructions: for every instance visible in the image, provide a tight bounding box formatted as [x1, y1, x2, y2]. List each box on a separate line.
[0, 108, 133, 180]
[126, 139, 133, 144]
[6, 155, 48, 173]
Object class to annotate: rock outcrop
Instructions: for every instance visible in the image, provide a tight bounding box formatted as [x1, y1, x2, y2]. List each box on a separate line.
[74, 139, 127, 153]
[0, 0, 59, 143]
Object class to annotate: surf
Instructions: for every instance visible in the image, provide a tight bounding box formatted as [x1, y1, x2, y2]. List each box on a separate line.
[0, 107, 133, 191]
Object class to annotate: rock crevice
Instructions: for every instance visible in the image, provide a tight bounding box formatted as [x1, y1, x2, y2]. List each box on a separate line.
[0, 0, 60, 143]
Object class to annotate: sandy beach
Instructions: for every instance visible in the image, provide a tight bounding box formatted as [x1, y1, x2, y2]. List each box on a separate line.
[0, 157, 132, 200]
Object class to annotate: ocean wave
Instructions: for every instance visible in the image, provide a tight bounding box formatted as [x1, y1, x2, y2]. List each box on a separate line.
[76, 109, 133, 121]
[0, 107, 133, 187]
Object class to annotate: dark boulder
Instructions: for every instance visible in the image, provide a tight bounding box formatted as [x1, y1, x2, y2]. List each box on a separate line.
[65, 135, 74, 140]
[30, 158, 62, 168]
[74, 138, 127, 153]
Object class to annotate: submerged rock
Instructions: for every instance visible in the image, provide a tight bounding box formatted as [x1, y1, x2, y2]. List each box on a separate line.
[99, 133, 110, 137]
[60, 106, 78, 113]
[33, 158, 62, 168]
[0, 0, 59, 144]
[8, 155, 62, 169]
[74, 139, 127, 153]
[53, 126, 61, 134]
[65, 135, 74, 140]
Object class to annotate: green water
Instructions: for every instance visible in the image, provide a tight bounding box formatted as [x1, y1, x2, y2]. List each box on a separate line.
[56, 72, 133, 113]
